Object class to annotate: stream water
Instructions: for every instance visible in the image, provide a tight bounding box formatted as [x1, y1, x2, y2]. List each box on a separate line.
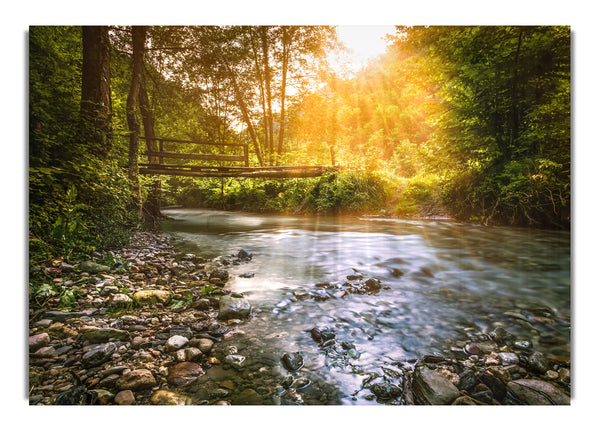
[160, 208, 571, 405]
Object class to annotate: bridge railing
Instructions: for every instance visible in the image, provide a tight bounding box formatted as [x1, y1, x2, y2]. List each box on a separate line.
[140, 136, 249, 168]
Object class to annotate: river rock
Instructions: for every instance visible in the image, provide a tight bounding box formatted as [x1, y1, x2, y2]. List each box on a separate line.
[231, 388, 263, 405]
[210, 268, 229, 282]
[166, 335, 189, 352]
[81, 328, 130, 343]
[133, 289, 172, 305]
[370, 382, 402, 400]
[189, 338, 214, 354]
[114, 390, 135, 405]
[527, 351, 550, 374]
[281, 352, 304, 371]
[54, 385, 98, 405]
[109, 293, 134, 307]
[218, 294, 251, 320]
[167, 362, 205, 387]
[411, 366, 460, 405]
[78, 261, 111, 274]
[92, 389, 114, 405]
[224, 354, 246, 369]
[81, 342, 116, 368]
[47, 322, 78, 339]
[29, 333, 50, 352]
[499, 352, 520, 366]
[116, 369, 156, 391]
[507, 379, 569, 405]
[175, 347, 203, 362]
[150, 390, 191, 405]
[237, 249, 252, 260]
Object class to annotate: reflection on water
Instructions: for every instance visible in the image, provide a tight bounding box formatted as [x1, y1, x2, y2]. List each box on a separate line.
[161, 209, 571, 404]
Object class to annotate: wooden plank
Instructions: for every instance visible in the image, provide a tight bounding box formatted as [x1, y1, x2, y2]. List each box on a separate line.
[139, 166, 337, 178]
[139, 136, 246, 147]
[145, 151, 246, 162]
[139, 163, 335, 171]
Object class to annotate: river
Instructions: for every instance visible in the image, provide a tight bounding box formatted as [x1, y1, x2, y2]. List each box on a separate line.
[160, 208, 571, 405]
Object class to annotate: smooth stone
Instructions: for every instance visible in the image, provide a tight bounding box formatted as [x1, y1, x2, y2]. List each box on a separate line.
[412, 366, 460, 405]
[78, 261, 111, 274]
[231, 388, 263, 405]
[237, 249, 252, 260]
[370, 382, 402, 400]
[81, 328, 130, 343]
[115, 369, 156, 391]
[43, 309, 96, 322]
[224, 354, 246, 369]
[527, 351, 550, 374]
[150, 390, 191, 405]
[347, 348, 361, 359]
[175, 347, 203, 362]
[507, 379, 569, 405]
[114, 390, 135, 405]
[189, 338, 214, 354]
[218, 295, 251, 320]
[81, 342, 116, 368]
[464, 343, 482, 356]
[167, 362, 205, 387]
[91, 389, 114, 405]
[210, 268, 229, 282]
[109, 293, 134, 306]
[29, 333, 50, 352]
[499, 352, 520, 365]
[47, 322, 78, 339]
[31, 346, 56, 358]
[133, 290, 172, 305]
[166, 335, 189, 352]
[281, 352, 304, 371]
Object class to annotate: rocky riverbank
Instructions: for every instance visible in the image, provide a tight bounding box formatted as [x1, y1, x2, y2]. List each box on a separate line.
[28, 230, 570, 405]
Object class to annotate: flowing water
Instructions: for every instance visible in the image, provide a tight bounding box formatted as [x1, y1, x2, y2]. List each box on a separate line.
[160, 208, 571, 405]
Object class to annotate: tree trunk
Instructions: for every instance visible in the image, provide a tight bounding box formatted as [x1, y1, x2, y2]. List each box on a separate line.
[81, 26, 112, 159]
[260, 27, 274, 165]
[250, 31, 270, 160]
[228, 66, 264, 166]
[277, 27, 291, 160]
[139, 71, 161, 223]
[127, 26, 146, 222]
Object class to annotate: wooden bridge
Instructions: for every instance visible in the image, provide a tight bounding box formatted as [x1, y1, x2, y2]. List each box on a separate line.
[138, 137, 337, 178]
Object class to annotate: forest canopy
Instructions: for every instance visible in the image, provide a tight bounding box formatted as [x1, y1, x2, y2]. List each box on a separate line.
[28, 25, 571, 261]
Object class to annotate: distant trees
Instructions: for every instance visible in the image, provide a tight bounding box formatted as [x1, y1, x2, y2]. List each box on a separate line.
[392, 26, 570, 227]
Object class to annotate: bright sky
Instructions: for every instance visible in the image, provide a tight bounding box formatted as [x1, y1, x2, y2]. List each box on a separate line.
[332, 25, 397, 75]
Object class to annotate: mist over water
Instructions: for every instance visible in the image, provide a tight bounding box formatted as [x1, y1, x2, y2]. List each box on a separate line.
[161, 209, 570, 404]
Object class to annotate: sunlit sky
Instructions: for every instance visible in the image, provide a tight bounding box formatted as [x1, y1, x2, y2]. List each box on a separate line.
[332, 25, 397, 74]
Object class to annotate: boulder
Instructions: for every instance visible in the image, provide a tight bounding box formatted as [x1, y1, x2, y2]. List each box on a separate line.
[218, 294, 251, 320]
[411, 366, 460, 405]
[507, 379, 569, 405]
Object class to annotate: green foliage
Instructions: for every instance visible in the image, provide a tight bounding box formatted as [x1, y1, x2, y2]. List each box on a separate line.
[29, 282, 83, 311]
[162, 172, 390, 215]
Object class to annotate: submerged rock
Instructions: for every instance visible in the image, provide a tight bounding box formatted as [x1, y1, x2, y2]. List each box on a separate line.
[218, 294, 251, 320]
